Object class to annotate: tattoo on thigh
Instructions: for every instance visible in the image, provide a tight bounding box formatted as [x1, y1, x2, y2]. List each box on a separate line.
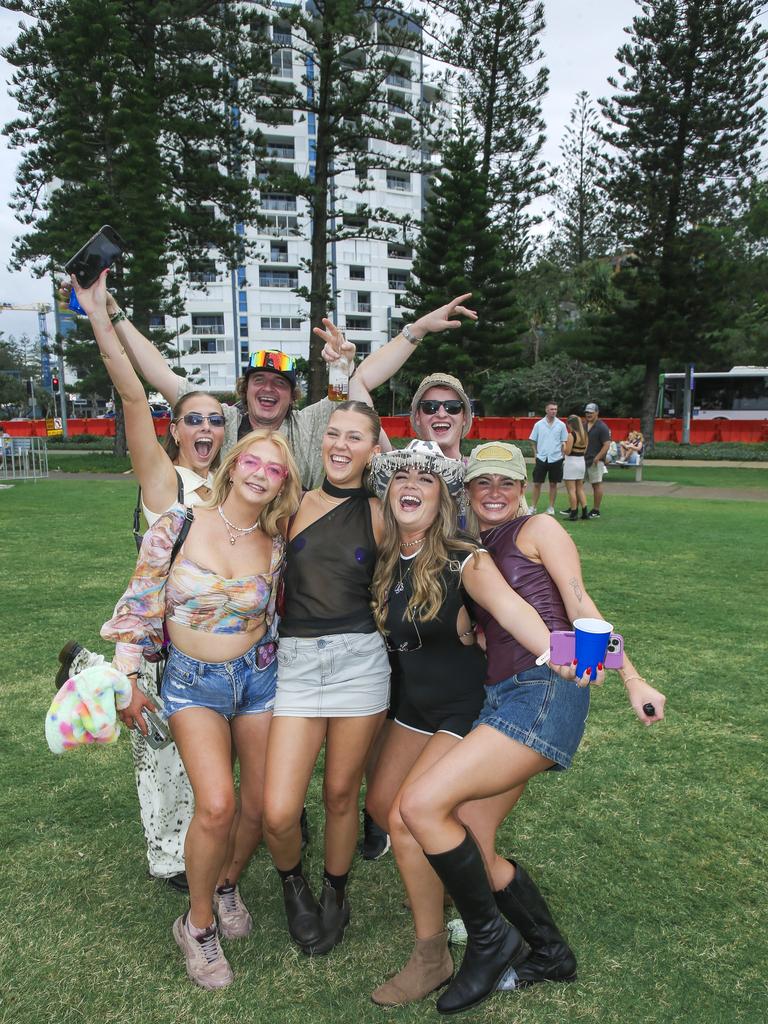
[569, 576, 583, 602]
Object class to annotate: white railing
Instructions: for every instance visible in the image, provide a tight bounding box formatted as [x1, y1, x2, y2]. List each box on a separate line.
[191, 323, 225, 335]
[260, 273, 298, 288]
[262, 198, 297, 210]
[0, 436, 48, 482]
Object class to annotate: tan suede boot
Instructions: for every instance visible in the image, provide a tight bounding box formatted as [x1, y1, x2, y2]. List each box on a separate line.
[371, 931, 454, 1006]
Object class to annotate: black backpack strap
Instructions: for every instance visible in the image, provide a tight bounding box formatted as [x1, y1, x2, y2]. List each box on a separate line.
[133, 485, 144, 552]
[169, 505, 194, 567]
[133, 470, 186, 553]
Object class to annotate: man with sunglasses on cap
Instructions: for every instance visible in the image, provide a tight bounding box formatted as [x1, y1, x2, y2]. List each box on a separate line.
[108, 293, 478, 489]
[319, 299, 476, 462]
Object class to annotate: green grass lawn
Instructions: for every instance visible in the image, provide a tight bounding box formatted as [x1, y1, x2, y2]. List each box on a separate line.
[0, 481, 765, 1024]
[47, 451, 133, 473]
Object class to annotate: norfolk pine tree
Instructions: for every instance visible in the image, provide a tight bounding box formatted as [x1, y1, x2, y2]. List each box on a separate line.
[550, 91, 614, 268]
[433, 0, 548, 268]
[599, 0, 767, 445]
[254, 1, 441, 400]
[403, 102, 524, 399]
[3, 1, 267, 451]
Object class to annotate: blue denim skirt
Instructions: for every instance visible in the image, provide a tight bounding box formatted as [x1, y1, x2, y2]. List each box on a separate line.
[161, 641, 277, 721]
[473, 665, 590, 770]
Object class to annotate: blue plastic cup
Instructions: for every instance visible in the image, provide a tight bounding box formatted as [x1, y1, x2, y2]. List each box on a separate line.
[573, 618, 613, 678]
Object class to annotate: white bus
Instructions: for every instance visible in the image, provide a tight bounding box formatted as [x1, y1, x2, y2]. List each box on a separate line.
[657, 367, 768, 420]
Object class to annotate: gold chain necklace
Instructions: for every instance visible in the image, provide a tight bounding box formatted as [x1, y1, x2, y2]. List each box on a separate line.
[399, 533, 426, 550]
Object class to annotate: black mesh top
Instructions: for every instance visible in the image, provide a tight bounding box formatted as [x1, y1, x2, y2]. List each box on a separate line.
[279, 494, 377, 638]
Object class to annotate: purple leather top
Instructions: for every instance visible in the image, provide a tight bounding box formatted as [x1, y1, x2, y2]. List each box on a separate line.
[473, 517, 571, 683]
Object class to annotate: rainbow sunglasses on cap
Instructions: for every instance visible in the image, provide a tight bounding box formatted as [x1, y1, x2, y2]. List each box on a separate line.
[245, 350, 297, 386]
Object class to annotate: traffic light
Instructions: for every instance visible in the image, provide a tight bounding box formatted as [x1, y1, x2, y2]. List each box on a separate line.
[26, 378, 34, 398]
[52, 375, 60, 393]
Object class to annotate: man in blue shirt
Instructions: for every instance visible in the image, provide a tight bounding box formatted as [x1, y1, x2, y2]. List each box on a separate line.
[529, 401, 568, 514]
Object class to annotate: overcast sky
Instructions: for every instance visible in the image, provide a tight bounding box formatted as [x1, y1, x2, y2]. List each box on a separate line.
[0, 1, 653, 341]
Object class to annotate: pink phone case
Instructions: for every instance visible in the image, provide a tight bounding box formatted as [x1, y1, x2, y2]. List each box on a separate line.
[550, 631, 624, 668]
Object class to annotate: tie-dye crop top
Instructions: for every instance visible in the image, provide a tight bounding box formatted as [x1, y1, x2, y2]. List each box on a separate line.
[101, 503, 284, 676]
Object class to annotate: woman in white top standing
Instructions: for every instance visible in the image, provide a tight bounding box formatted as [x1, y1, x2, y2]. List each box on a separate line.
[56, 269, 227, 891]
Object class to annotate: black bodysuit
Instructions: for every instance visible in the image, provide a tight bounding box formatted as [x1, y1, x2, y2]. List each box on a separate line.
[385, 543, 487, 738]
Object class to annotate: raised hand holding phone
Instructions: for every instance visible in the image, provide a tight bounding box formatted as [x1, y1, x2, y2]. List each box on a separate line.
[64, 224, 127, 288]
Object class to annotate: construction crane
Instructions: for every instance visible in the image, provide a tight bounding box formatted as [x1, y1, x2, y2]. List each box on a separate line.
[0, 302, 52, 313]
[1, 301, 54, 389]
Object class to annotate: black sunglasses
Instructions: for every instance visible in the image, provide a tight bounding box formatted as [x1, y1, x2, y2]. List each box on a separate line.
[175, 412, 226, 428]
[418, 399, 464, 416]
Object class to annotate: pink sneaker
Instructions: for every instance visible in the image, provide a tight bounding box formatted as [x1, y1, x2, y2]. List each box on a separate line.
[173, 914, 234, 990]
[214, 883, 253, 939]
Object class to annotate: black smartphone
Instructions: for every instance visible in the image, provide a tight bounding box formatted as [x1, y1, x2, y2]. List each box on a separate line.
[64, 225, 127, 289]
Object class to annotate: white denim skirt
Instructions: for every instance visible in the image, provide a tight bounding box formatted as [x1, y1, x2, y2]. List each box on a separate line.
[274, 632, 390, 717]
[563, 455, 586, 481]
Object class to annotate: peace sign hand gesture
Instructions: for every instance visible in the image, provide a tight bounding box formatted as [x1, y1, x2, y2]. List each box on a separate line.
[314, 317, 357, 365]
[410, 293, 478, 341]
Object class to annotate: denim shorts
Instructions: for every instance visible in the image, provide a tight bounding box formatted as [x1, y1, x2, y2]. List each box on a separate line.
[161, 642, 277, 721]
[274, 632, 390, 717]
[473, 665, 590, 770]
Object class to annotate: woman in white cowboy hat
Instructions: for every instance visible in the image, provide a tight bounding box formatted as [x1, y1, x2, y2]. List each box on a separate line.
[364, 440, 585, 1011]
[386, 441, 665, 1014]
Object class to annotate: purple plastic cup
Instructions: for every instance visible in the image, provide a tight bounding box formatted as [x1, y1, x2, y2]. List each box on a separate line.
[573, 618, 613, 678]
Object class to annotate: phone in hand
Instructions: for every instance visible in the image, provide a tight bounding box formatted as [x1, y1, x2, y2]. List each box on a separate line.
[141, 707, 172, 750]
[550, 630, 624, 668]
[64, 225, 127, 289]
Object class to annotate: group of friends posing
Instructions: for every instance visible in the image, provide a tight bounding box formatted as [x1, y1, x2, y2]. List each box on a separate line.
[60, 273, 665, 1014]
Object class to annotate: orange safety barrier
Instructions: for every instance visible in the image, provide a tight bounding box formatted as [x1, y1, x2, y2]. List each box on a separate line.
[0, 417, 171, 438]
[4, 416, 767, 443]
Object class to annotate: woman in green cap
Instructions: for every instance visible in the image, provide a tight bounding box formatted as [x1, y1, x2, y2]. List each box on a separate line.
[383, 441, 665, 1014]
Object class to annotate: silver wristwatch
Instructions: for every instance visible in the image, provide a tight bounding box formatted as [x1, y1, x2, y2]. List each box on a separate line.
[401, 323, 420, 346]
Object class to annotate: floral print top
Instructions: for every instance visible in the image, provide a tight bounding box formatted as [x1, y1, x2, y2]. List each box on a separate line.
[101, 503, 284, 676]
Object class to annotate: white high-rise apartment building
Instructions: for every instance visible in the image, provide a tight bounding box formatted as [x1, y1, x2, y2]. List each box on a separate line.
[160, 14, 438, 392]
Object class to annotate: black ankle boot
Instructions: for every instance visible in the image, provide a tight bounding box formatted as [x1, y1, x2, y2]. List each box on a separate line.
[281, 874, 322, 951]
[425, 832, 529, 1014]
[310, 878, 350, 955]
[494, 860, 577, 986]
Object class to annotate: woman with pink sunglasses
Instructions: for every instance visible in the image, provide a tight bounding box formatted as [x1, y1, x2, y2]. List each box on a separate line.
[102, 432, 301, 989]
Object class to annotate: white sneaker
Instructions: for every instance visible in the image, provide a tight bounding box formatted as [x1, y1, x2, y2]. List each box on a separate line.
[546, 507, 555, 516]
[173, 914, 234, 989]
[214, 883, 253, 939]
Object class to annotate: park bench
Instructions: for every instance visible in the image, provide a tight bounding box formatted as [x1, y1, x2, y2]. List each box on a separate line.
[611, 452, 644, 482]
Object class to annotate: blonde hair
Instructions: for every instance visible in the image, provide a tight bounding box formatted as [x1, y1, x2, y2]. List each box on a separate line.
[372, 476, 477, 633]
[203, 431, 301, 536]
[567, 414, 587, 450]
